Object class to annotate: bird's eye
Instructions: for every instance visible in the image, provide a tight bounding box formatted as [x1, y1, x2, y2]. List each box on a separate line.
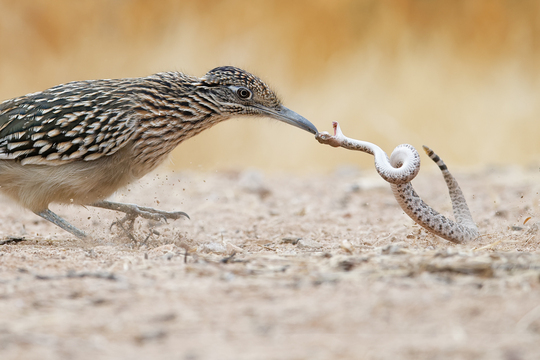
[236, 87, 252, 99]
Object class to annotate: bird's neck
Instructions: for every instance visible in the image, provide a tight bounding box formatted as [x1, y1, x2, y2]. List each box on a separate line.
[125, 72, 232, 177]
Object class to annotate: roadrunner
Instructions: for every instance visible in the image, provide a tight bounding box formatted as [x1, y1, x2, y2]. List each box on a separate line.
[0, 66, 318, 238]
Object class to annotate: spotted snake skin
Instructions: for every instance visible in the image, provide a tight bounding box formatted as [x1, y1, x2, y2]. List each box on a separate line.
[316, 122, 478, 244]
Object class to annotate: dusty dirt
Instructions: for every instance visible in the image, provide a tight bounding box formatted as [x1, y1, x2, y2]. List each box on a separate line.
[1, 165, 540, 360]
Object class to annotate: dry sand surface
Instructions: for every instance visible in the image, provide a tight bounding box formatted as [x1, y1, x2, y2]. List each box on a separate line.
[1, 165, 540, 360]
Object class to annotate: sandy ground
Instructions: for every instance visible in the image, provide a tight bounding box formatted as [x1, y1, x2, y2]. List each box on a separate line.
[1, 165, 540, 360]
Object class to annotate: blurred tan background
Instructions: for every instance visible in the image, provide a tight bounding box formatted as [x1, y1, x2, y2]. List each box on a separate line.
[0, 0, 539, 173]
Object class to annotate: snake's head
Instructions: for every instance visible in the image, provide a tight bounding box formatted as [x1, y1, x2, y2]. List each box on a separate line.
[315, 121, 343, 147]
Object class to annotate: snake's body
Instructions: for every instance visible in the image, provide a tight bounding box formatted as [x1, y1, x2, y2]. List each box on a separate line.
[317, 122, 478, 244]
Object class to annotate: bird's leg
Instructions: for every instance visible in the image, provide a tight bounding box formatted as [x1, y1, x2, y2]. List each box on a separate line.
[89, 200, 190, 226]
[35, 209, 87, 239]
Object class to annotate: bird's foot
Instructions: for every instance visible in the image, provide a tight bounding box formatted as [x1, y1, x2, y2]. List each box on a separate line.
[90, 200, 190, 224]
[110, 213, 137, 232]
[109, 213, 161, 245]
[90, 200, 188, 242]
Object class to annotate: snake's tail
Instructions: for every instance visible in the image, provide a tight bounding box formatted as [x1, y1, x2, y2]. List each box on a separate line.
[422, 145, 478, 237]
[422, 145, 448, 171]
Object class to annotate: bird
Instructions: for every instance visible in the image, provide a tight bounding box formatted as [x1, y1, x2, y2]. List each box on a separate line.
[0, 66, 318, 239]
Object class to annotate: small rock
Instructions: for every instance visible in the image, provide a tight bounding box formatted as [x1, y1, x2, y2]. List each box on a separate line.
[297, 239, 320, 249]
[340, 240, 353, 253]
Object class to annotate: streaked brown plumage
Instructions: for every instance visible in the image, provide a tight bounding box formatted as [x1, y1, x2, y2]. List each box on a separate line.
[0, 66, 317, 238]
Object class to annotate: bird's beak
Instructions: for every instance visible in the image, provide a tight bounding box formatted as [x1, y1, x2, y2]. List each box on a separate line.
[260, 105, 318, 135]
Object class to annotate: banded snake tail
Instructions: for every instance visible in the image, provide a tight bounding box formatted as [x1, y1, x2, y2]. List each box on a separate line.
[316, 121, 478, 244]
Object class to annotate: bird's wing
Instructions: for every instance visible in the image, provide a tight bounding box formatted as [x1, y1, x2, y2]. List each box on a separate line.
[0, 82, 139, 166]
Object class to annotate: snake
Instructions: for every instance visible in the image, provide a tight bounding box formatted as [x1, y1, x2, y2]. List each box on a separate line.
[316, 121, 478, 244]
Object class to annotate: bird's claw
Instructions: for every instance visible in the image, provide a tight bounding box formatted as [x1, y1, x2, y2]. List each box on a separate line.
[110, 213, 137, 231]
[132, 208, 190, 222]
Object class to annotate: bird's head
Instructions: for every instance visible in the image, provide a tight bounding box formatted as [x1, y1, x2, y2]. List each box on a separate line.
[200, 66, 317, 135]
